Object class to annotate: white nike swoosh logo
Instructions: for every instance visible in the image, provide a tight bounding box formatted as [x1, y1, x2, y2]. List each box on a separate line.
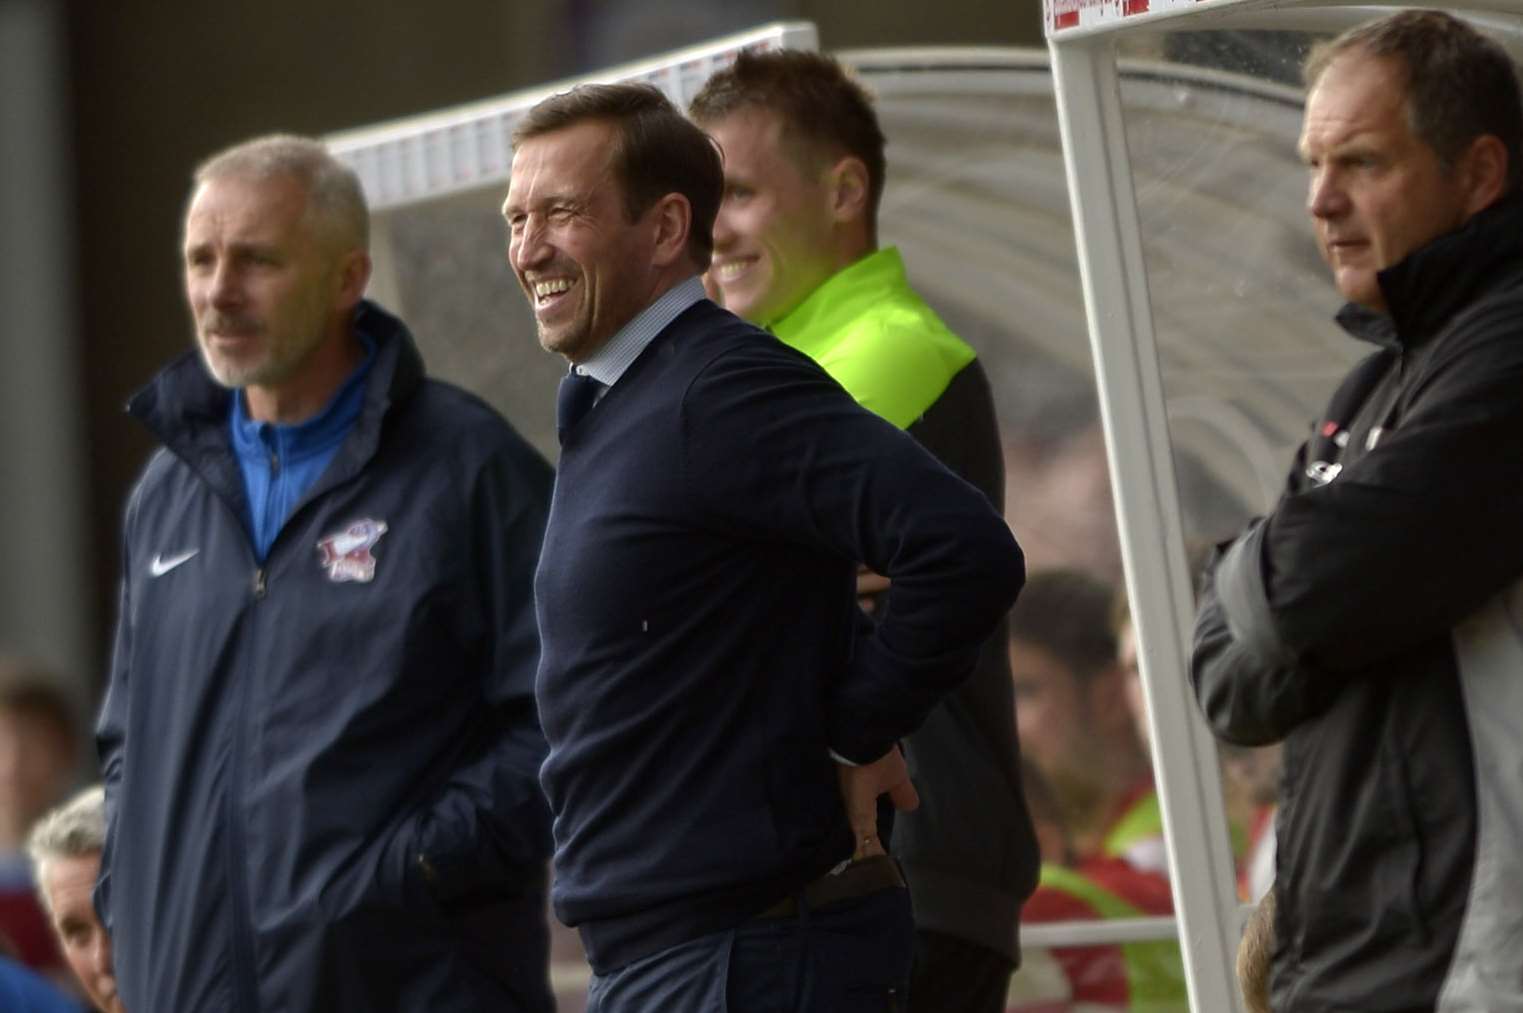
[149, 550, 199, 577]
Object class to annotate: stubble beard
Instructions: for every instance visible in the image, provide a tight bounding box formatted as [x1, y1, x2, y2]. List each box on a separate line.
[197, 321, 320, 392]
[536, 314, 592, 364]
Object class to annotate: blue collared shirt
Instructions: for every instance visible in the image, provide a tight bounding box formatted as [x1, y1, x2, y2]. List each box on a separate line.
[230, 338, 375, 561]
[572, 276, 707, 391]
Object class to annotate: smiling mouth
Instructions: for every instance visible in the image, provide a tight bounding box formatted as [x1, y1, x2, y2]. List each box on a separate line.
[712, 258, 757, 284]
[534, 277, 572, 300]
[530, 277, 577, 313]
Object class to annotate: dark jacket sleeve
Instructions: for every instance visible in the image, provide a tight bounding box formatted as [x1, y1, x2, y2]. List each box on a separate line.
[906, 359, 1004, 510]
[1191, 524, 1342, 745]
[905, 360, 1023, 773]
[1196, 303, 1523, 737]
[682, 345, 1026, 764]
[95, 480, 144, 932]
[1250, 312, 1523, 671]
[393, 438, 554, 905]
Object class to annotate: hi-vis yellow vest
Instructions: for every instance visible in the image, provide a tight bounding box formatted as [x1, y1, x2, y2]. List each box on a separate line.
[768, 247, 974, 430]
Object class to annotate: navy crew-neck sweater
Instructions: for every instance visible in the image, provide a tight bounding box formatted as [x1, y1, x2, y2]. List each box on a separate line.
[534, 299, 1024, 973]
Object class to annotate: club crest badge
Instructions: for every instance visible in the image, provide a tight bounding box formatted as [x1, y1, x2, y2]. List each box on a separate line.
[316, 519, 388, 583]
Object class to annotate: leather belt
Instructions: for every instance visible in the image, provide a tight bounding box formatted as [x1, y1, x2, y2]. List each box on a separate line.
[756, 855, 907, 919]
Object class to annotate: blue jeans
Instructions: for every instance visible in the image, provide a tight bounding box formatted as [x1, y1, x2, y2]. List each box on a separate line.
[587, 885, 915, 1012]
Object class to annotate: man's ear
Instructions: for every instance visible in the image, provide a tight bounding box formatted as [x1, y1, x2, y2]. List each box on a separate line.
[649, 193, 692, 269]
[335, 249, 372, 309]
[827, 155, 870, 226]
[1460, 134, 1509, 217]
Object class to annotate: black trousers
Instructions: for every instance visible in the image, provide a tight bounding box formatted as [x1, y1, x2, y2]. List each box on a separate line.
[908, 930, 1014, 1013]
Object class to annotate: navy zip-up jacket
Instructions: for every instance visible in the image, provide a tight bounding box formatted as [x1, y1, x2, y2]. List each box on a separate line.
[535, 300, 1026, 973]
[97, 302, 556, 1012]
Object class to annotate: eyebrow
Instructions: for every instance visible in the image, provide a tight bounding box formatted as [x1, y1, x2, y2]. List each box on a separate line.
[184, 239, 278, 258]
[502, 191, 589, 218]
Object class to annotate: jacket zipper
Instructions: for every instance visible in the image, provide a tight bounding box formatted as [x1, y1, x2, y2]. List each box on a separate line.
[208, 423, 359, 1010]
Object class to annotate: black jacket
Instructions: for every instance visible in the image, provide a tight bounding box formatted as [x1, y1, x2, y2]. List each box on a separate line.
[97, 302, 556, 1012]
[898, 360, 1039, 965]
[1192, 198, 1523, 1012]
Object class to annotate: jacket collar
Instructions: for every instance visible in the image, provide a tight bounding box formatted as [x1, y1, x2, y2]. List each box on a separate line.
[1338, 195, 1523, 350]
[128, 300, 425, 503]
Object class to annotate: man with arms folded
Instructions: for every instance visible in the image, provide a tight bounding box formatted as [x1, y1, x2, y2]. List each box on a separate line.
[98, 135, 555, 1011]
[689, 52, 1039, 1013]
[1191, 11, 1523, 1010]
[29, 786, 122, 1013]
[503, 83, 1025, 1011]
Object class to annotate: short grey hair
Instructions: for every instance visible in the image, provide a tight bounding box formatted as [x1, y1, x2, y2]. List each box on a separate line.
[194, 133, 370, 251]
[28, 784, 105, 911]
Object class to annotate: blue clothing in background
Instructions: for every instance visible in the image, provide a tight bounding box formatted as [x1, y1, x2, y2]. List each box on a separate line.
[230, 337, 374, 560]
[0, 956, 83, 1012]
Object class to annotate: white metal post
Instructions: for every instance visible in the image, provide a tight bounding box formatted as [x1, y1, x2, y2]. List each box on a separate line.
[1049, 35, 1244, 1012]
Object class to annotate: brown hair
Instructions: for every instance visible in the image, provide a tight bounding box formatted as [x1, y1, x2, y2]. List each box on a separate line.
[0, 659, 79, 754]
[1305, 10, 1523, 192]
[689, 49, 887, 234]
[515, 83, 723, 270]
[1008, 569, 1119, 684]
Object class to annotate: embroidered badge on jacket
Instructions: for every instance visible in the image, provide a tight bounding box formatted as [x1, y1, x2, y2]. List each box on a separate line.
[317, 519, 388, 583]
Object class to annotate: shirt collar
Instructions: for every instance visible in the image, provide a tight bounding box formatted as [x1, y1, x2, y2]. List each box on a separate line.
[573, 276, 706, 388]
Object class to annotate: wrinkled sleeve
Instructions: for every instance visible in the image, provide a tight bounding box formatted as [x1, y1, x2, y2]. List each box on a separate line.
[1193, 308, 1523, 739]
[1258, 317, 1523, 670]
[95, 490, 140, 932]
[681, 345, 1026, 764]
[1191, 525, 1340, 746]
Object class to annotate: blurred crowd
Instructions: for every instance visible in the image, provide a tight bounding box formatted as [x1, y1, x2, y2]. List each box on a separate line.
[0, 658, 114, 1011]
[1005, 569, 1279, 1011]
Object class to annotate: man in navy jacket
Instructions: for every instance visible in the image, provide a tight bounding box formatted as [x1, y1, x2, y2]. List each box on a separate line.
[503, 83, 1026, 1010]
[98, 135, 555, 1011]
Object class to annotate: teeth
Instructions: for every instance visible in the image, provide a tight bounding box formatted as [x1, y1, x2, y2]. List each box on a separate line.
[534, 278, 572, 299]
[715, 261, 750, 282]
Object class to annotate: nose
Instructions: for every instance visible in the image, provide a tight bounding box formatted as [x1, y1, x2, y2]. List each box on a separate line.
[91, 925, 114, 980]
[207, 259, 243, 309]
[510, 216, 549, 274]
[712, 200, 736, 251]
[1307, 166, 1348, 221]
[92, 920, 111, 968]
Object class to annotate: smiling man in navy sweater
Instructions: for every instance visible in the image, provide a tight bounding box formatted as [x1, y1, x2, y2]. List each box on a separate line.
[503, 82, 1026, 1011]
